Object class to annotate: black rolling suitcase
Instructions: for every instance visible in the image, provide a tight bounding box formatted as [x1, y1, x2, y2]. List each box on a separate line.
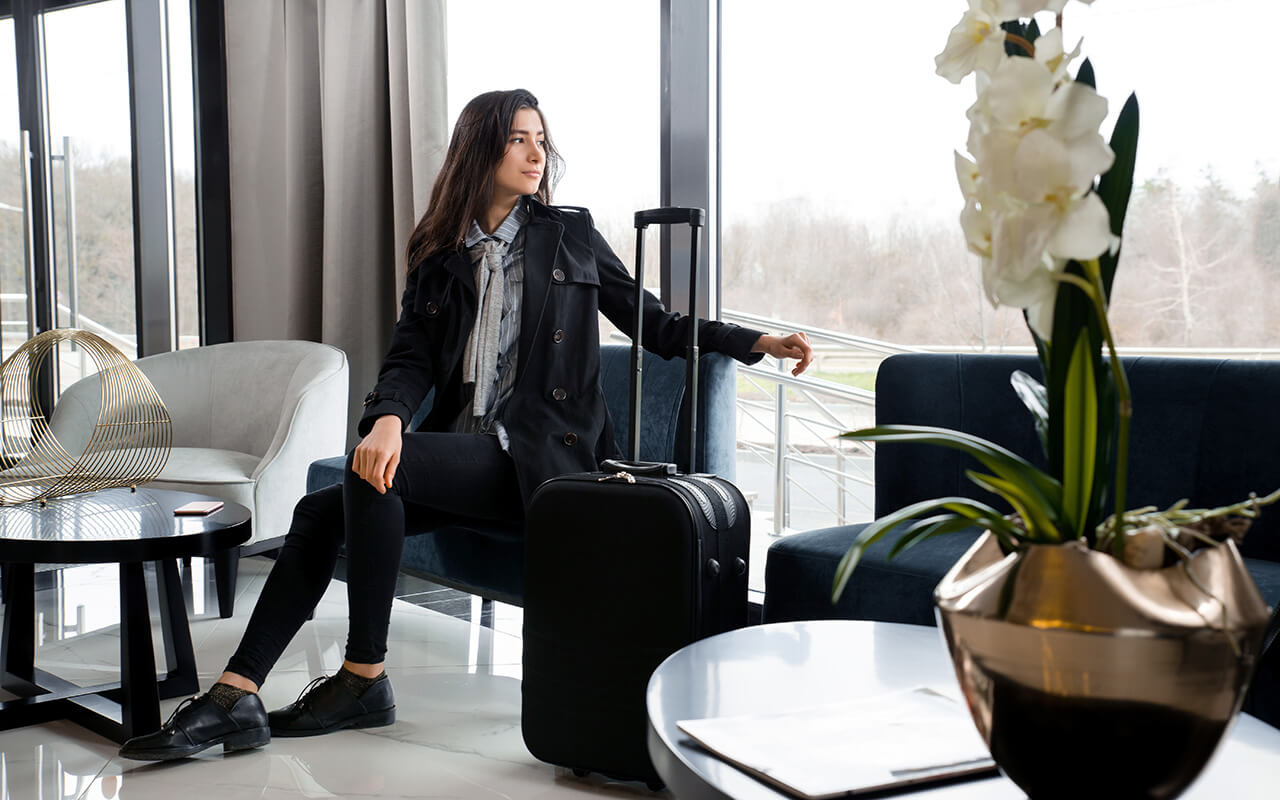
[521, 207, 751, 789]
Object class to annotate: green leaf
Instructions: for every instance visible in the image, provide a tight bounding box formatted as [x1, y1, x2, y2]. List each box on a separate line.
[1097, 93, 1140, 298]
[1086, 370, 1119, 545]
[890, 514, 979, 559]
[1076, 58, 1096, 88]
[841, 424, 1062, 509]
[1062, 331, 1099, 537]
[938, 501, 1024, 544]
[831, 496, 1022, 602]
[1045, 260, 1099, 479]
[966, 470, 1061, 542]
[1009, 369, 1050, 458]
[1026, 18, 1041, 43]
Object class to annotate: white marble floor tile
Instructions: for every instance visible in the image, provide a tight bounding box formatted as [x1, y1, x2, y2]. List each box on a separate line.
[2, 557, 663, 800]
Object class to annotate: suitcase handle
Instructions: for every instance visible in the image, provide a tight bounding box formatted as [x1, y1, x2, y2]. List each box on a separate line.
[634, 207, 705, 228]
[599, 459, 678, 477]
[630, 207, 703, 471]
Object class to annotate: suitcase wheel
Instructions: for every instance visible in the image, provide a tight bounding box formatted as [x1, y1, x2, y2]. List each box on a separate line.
[572, 769, 589, 778]
[734, 557, 747, 576]
[647, 780, 666, 791]
[704, 558, 720, 578]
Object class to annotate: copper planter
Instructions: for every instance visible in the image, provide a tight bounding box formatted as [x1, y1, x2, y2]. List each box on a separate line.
[935, 533, 1270, 799]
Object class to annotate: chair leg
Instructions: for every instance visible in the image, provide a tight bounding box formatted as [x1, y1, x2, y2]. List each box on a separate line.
[213, 547, 239, 618]
[480, 598, 494, 629]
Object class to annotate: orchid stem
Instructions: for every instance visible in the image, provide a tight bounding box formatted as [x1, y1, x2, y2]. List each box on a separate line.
[1005, 32, 1035, 57]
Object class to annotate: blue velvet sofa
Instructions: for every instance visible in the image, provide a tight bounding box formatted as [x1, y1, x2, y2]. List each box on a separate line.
[762, 352, 1280, 724]
[306, 344, 738, 606]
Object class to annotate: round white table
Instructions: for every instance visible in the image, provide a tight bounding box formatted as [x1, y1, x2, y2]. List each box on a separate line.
[646, 620, 1280, 798]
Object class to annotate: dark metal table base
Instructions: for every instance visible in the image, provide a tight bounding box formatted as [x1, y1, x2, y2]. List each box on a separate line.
[1, 559, 200, 743]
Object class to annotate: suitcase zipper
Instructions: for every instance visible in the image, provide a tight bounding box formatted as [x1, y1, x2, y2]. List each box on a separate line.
[669, 477, 717, 529]
[685, 475, 737, 528]
[597, 470, 637, 484]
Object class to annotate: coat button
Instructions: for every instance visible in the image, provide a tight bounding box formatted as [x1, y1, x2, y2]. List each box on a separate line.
[424, 301, 439, 316]
[552, 268, 565, 282]
[562, 432, 578, 446]
[552, 329, 564, 343]
[552, 387, 567, 401]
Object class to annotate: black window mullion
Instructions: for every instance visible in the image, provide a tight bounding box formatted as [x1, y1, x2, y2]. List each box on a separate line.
[12, 0, 56, 413]
[189, 0, 231, 345]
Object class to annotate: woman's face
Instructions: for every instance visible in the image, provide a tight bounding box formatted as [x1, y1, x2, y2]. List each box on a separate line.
[492, 107, 546, 201]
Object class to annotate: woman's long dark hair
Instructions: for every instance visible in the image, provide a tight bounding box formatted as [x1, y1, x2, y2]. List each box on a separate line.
[405, 89, 563, 271]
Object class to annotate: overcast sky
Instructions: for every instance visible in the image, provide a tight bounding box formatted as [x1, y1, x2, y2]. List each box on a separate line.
[3, 0, 1277, 227]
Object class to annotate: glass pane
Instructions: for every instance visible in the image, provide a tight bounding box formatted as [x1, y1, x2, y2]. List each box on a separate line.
[168, 0, 198, 349]
[0, 16, 29, 361]
[446, 0, 660, 342]
[41, 0, 137, 391]
[720, 0, 1280, 574]
[1068, 0, 1280, 349]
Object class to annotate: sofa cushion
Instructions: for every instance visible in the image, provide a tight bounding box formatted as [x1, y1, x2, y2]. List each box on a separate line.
[873, 354, 1280, 563]
[147, 447, 258, 516]
[762, 522, 983, 626]
[763, 522, 1280, 627]
[307, 456, 347, 495]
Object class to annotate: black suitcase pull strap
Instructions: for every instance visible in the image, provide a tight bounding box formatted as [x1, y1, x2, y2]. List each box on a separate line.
[630, 207, 704, 472]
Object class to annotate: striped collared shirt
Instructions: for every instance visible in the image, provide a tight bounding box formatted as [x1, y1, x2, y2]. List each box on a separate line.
[453, 198, 529, 448]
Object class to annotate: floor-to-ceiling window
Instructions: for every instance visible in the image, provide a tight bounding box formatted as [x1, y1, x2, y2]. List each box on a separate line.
[719, 0, 1280, 572]
[0, 0, 210, 653]
[446, 0, 661, 339]
[0, 0, 200, 398]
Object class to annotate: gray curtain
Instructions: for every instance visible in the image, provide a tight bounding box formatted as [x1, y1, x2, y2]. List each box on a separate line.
[224, 0, 448, 447]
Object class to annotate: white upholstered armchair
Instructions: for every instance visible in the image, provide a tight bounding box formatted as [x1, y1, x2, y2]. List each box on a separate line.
[50, 340, 349, 617]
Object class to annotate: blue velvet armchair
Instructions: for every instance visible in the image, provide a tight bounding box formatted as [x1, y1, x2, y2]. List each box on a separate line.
[306, 344, 739, 606]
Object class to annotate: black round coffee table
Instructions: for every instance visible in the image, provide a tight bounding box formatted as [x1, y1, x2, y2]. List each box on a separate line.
[0, 487, 250, 742]
[646, 620, 1280, 799]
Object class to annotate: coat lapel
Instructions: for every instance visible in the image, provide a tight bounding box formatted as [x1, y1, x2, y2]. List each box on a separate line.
[443, 250, 475, 296]
[517, 216, 563, 383]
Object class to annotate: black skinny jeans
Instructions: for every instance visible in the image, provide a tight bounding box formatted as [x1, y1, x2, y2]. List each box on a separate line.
[224, 432, 523, 687]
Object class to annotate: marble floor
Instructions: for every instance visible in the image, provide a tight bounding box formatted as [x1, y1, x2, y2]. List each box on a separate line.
[0, 557, 667, 799]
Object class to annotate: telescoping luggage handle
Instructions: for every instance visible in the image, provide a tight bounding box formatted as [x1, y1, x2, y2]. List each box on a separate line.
[629, 207, 705, 472]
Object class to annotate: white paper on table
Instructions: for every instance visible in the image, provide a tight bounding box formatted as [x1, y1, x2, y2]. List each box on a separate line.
[676, 686, 996, 799]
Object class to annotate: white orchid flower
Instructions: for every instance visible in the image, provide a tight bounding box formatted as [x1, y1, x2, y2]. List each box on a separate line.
[1034, 28, 1082, 82]
[965, 126, 1113, 338]
[955, 151, 981, 199]
[935, 4, 1007, 83]
[994, 0, 1064, 17]
[961, 197, 993, 258]
[1044, 80, 1115, 188]
[993, 0, 1093, 18]
[972, 56, 1114, 196]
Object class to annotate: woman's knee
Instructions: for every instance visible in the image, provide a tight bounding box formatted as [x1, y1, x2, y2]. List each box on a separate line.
[344, 448, 407, 497]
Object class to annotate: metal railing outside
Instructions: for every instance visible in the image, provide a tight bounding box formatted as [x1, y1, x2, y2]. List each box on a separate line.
[723, 310, 922, 535]
[722, 310, 1280, 540]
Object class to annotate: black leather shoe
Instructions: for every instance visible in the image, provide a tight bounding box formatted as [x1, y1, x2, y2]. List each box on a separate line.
[119, 693, 270, 760]
[268, 673, 396, 737]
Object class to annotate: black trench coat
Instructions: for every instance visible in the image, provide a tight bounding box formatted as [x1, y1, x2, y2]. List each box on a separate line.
[358, 198, 765, 506]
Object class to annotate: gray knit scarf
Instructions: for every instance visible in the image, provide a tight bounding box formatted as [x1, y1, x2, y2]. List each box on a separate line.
[462, 238, 508, 416]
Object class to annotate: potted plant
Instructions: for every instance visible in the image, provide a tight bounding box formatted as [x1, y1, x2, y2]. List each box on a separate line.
[833, 3, 1276, 797]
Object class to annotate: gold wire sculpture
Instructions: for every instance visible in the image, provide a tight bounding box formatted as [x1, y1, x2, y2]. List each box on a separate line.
[0, 329, 172, 505]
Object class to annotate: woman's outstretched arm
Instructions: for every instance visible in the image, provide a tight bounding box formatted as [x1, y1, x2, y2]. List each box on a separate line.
[590, 216, 813, 374]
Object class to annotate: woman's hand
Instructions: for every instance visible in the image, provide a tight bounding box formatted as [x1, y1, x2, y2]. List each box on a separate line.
[352, 415, 403, 494]
[752, 332, 814, 376]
